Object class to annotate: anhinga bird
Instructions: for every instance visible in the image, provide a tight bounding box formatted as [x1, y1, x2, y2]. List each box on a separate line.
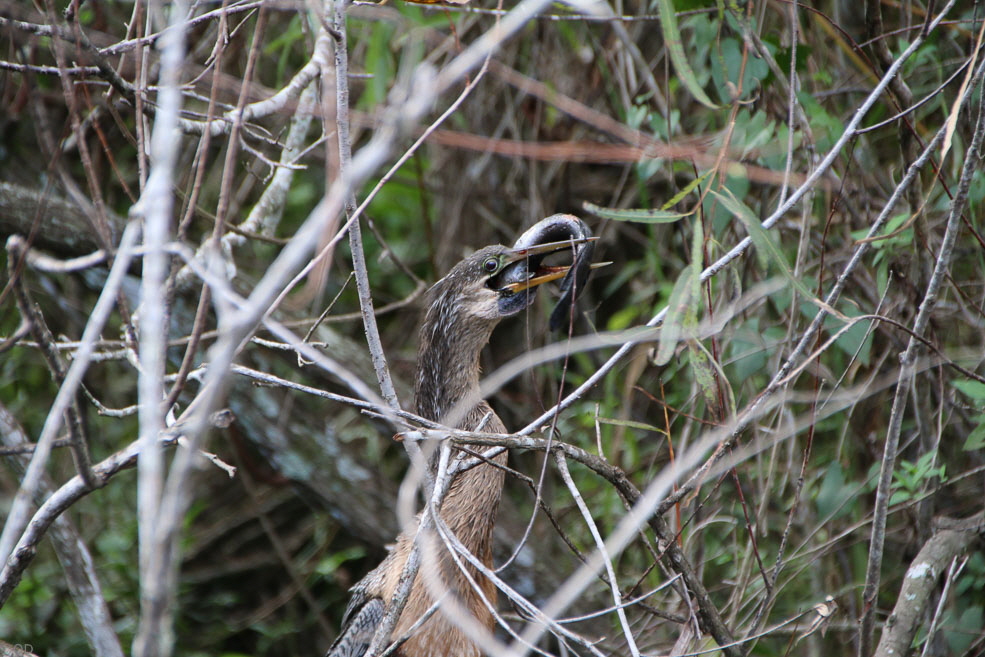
[327, 215, 596, 657]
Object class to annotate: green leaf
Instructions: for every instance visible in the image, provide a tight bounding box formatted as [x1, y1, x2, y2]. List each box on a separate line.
[963, 415, 985, 451]
[945, 605, 984, 655]
[607, 305, 640, 331]
[656, 264, 697, 365]
[822, 305, 873, 367]
[712, 189, 816, 303]
[816, 461, 852, 518]
[596, 417, 667, 435]
[661, 170, 713, 210]
[688, 339, 719, 413]
[360, 21, 396, 109]
[728, 321, 769, 382]
[889, 489, 911, 506]
[953, 379, 985, 402]
[316, 546, 365, 576]
[657, 0, 720, 109]
[711, 37, 768, 102]
[583, 201, 690, 224]
[687, 212, 704, 301]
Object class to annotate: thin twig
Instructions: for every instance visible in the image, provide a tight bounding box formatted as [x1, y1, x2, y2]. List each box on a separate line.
[860, 53, 985, 657]
[0, 222, 140, 571]
[5, 237, 98, 489]
[131, 1, 189, 655]
[0, 404, 124, 657]
[554, 452, 641, 657]
[329, 0, 400, 410]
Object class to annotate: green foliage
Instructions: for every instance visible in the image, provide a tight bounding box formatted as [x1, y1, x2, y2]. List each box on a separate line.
[953, 379, 985, 450]
[822, 306, 874, 367]
[703, 175, 749, 232]
[962, 415, 985, 452]
[714, 190, 772, 268]
[850, 213, 914, 261]
[656, 263, 697, 365]
[710, 30, 770, 102]
[796, 91, 845, 151]
[657, 0, 719, 109]
[769, 38, 811, 85]
[952, 379, 985, 403]
[955, 551, 985, 597]
[725, 319, 779, 384]
[943, 604, 984, 655]
[890, 452, 947, 506]
[584, 201, 690, 223]
[3, 2, 984, 656]
[357, 20, 397, 110]
[265, 14, 308, 86]
[729, 108, 779, 160]
[316, 546, 366, 577]
[814, 461, 858, 520]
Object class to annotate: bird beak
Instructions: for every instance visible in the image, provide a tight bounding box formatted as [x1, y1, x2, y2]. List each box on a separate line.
[498, 237, 601, 293]
[502, 213, 600, 330]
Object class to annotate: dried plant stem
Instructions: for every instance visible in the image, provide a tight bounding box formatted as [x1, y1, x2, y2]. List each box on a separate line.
[859, 59, 985, 657]
[5, 238, 97, 489]
[329, 0, 400, 410]
[0, 404, 123, 657]
[555, 452, 641, 657]
[0, 222, 140, 575]
[132, 1, 188, 655]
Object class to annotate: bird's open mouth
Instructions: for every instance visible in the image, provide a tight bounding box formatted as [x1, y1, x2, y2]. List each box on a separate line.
[495, 238, 596, 294]
[493, 214, 602, 329]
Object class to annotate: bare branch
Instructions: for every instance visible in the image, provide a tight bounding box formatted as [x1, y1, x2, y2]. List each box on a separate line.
[861, 53, 985, 655]
[328, 0, 400, 410]
[0, 222, 140, 570]
[873, 514, 984, 657]
[6, 237, 98, 488]
[130, 1, 190, 654]
[554, 452, 640, 657]
[0, 403, 124, 657]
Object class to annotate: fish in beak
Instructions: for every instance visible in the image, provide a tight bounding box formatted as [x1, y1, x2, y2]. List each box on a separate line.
[497, 214, 600, 330]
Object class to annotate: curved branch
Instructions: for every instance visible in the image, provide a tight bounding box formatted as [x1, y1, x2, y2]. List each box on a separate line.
[873, 514, 985, 657]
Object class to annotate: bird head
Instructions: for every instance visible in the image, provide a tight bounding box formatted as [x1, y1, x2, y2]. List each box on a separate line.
[426, 214, 596, 328]
[416, 215, 598, 422]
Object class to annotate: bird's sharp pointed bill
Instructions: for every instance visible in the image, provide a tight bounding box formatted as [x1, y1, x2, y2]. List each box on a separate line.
[497, 236, 600, 294]
[498, 261, 609, 293]
[498, 265, 570, 293]
[507, 236, 598, 260]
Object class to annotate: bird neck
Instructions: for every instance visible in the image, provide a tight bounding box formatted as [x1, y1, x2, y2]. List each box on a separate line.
[442, 445, 507, 550]
[415, 305, 495, 427]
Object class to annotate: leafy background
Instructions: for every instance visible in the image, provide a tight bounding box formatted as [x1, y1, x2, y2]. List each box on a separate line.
[0, 1, 984, 656]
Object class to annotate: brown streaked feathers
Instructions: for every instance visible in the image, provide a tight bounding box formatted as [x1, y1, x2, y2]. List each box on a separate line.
[326, 216, 594, 657]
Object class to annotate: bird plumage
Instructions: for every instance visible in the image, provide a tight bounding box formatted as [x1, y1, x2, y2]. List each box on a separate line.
[326, 216, 594, 657]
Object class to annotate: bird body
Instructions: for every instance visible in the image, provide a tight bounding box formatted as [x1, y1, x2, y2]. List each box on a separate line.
[346, 428, 506, 657]
[327, 217, 595, 657]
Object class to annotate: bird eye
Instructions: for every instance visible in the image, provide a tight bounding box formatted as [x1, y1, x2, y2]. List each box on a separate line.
[483, 257, 500, 273]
